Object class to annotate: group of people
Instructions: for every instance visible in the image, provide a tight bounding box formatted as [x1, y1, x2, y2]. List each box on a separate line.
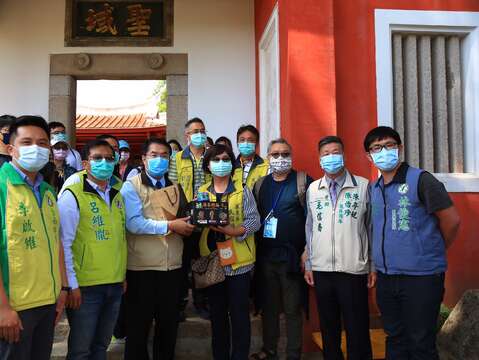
[0, 114, 461, 360]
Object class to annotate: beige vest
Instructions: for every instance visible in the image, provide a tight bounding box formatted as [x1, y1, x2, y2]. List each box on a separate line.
[126, 174, 184, 271]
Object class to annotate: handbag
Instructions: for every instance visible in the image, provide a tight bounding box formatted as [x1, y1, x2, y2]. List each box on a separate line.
[191, 250, 226, 289]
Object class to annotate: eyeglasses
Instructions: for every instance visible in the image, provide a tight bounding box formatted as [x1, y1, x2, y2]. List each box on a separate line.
[89, 155, 115, 162]
[368, 142, 398, 154]
[188, 129, 207, 135]
[270, 152, 291, 159]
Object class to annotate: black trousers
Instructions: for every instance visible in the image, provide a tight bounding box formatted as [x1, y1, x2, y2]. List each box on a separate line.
[124, 269, 182, 360]
[313, 272, 372, 360]
[0, 304, 56, 360]
[261, 262, 303, 359]
[207, 272, 251, 360]
[376, 272, 444, 360]
[180, 232, 207, 309]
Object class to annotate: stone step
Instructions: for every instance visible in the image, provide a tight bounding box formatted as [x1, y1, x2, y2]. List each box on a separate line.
[51, 314, 274, 359]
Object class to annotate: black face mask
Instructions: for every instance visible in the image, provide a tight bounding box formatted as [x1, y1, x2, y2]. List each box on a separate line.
[1, 133, 10, 145]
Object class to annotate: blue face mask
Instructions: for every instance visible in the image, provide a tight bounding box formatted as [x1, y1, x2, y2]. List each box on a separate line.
[90, 159, 115, 180]
[190, 133, 207, 147]
[371, 148, 400, 171]
[238, 142, 256, 157]
[16, 145, 50, 172]
[210, 160, 233, 177]
[52, 132, 69, 144]
[147, 157, 169, 178]
[320, 154, 344, 174]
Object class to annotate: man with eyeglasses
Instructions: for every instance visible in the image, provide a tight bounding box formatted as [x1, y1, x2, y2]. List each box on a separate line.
[364, 126, 460, 360]
[232, 124, 269, 189]
[251, 138, 312, 360]
[120, 138, 194, 359]
[168, 117, 212, 318]
[304, 136, 374, 360]
[58, 139, 127, 360]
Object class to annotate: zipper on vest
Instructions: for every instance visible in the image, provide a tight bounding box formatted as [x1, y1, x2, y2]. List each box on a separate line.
[380, 186, 388, 274]
[39, 207, 58, 299]
[331, 194, 338, 272]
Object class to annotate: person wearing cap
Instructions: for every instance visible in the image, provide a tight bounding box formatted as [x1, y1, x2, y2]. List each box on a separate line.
[48, 122, 83, 171]
[41, 135, 77, 193]
[118, 140, 140, 181]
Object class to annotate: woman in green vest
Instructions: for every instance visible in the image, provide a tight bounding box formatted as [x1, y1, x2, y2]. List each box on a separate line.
[198, 144, 261, 360]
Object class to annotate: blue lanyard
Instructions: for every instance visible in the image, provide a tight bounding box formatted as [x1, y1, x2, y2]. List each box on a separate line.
[270, 183, 286, 215]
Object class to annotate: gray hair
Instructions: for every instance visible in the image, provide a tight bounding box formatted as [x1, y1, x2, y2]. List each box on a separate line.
[267, 138, 292, 154]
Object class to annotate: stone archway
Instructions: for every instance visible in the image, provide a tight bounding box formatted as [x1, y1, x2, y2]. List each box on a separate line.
[48, 53, 188, 145]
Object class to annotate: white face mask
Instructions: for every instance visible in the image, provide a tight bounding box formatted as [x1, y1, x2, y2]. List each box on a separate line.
[269, 156, 292, 174]
[16, 145, 50, 172]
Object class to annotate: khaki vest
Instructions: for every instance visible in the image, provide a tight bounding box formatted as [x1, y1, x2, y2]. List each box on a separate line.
[127, 174, 184, 271]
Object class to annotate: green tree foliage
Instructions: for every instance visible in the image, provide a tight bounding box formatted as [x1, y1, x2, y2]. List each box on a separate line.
[153, 80, 167, 113]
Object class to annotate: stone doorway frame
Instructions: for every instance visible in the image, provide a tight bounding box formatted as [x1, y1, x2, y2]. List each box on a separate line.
[48, 53, 187, 146]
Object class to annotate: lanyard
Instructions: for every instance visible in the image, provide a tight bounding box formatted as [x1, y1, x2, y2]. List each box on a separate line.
[270, 183, 286, 215]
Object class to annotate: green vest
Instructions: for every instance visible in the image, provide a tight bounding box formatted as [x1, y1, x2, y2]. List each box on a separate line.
[199, 182, 255, 270]
[0, 163, 61, 311]
[232, 156, 269, 189]
[174, 149, 211, 202]
[65, 174, 127, 287]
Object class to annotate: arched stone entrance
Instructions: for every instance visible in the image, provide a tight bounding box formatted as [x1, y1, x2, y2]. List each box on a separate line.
[48, 53, 187, 145]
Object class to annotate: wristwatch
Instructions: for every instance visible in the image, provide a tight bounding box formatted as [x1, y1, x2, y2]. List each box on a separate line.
[61, 286, 72, 293]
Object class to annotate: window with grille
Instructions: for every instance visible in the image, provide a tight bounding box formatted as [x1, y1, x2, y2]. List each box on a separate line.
[391, 33, 465, 174]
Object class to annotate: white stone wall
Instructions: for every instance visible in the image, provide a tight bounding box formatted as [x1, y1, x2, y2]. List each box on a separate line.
[0, 0, 255, 148]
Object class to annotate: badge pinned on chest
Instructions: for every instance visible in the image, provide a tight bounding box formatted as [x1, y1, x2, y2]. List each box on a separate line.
[263, 211, 278, 239]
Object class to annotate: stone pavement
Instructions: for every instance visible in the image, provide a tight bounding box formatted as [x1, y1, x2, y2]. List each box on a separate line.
[51, 309, 323, 359]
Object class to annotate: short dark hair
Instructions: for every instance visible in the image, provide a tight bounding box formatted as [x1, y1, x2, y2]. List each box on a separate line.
[9, 115, 50, 143]
[363, 126, 402, 152]
[237, 125, 259, 142]
[48, 121, 66, 131]
[202, 144, 236, 174]
[184, 117, 205, 129]
[0, 115, 16, 129]
[96, 134, 119, 143]
[215, 136, 232, 149]
[81, 139, 114, 160]
[318, 136, 344, 151]
[142, 137, 171, 155]
[207, 137, 214, 146]
[167, 139, 182, 151]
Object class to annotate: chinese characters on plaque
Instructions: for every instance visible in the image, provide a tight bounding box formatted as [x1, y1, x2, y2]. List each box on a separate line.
[65, 0, 173, 46]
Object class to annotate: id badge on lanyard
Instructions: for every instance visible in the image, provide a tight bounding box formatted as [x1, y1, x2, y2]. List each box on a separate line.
[263, 183, 285, 239]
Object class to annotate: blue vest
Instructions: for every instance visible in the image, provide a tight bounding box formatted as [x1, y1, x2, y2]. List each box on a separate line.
[371, 166, 447, 275]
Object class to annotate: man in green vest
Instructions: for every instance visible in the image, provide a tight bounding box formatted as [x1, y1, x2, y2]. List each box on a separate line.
[169, 117, 211, 318]
[58, 139, 127, 360]
[232, 124, 269, 189]
[0, 115, 69, 360]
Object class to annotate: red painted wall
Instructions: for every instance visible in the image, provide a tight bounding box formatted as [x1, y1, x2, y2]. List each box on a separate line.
[255, 0, 479, 351]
